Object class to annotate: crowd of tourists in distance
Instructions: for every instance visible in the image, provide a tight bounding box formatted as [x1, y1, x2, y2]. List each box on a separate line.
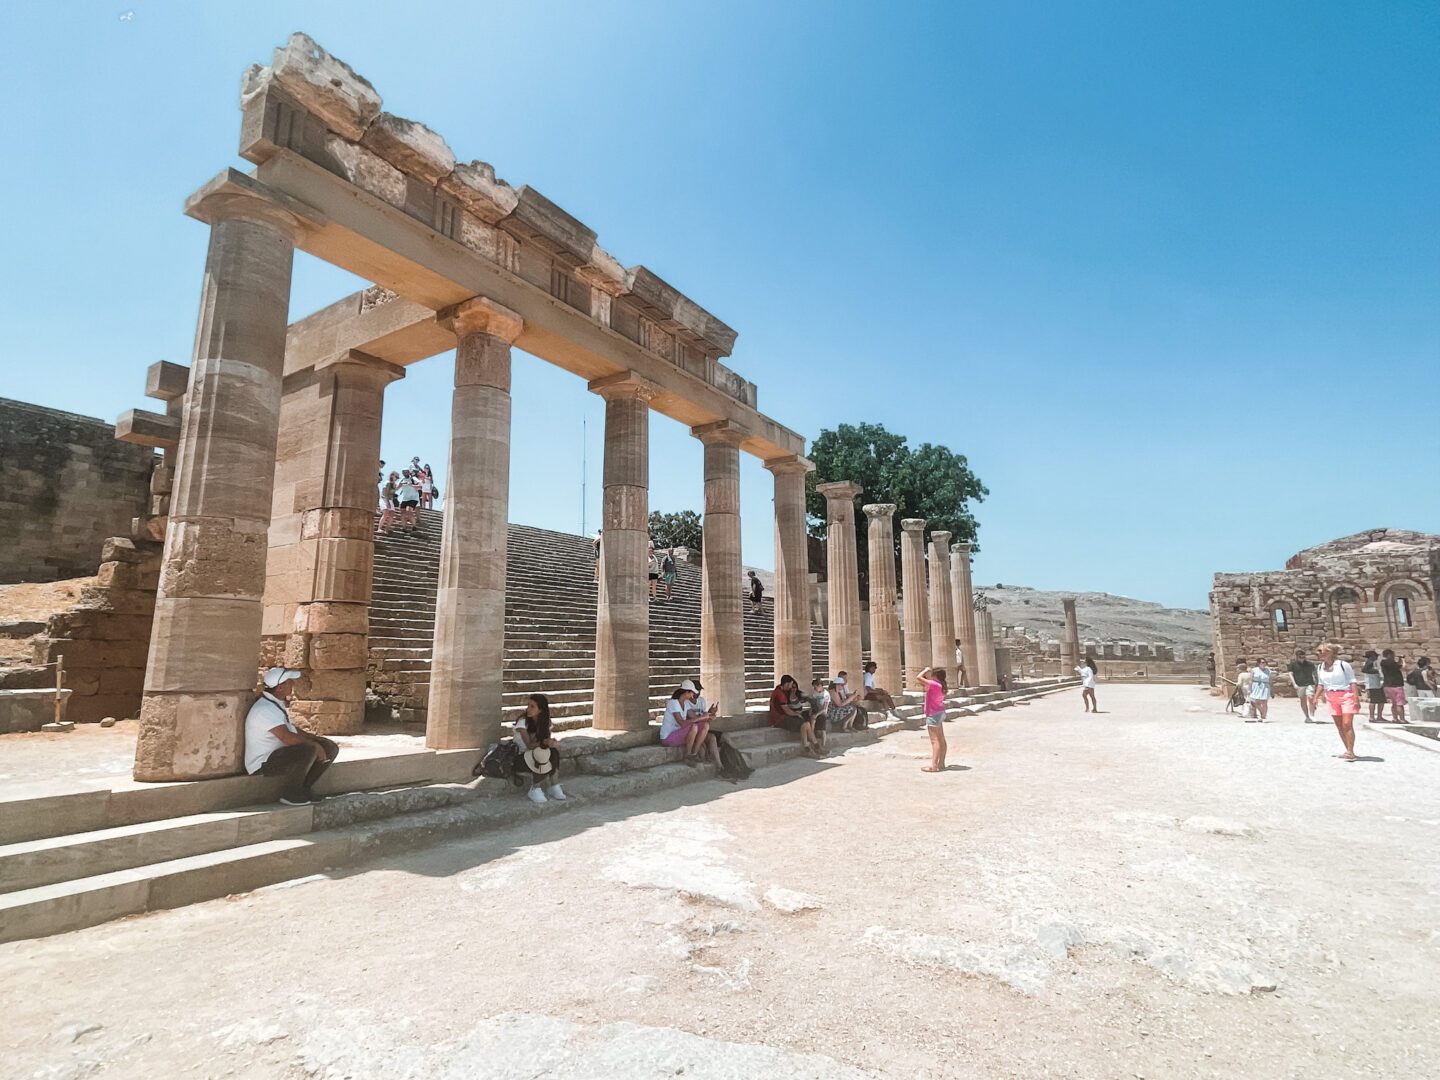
[590, 530, 768, 613]
[376, 456, 438, 536]
[1218, 645, 1436, 762]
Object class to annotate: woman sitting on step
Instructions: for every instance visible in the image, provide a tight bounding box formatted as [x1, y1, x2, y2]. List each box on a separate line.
[513, 694, 566, 805]
[661, 681, 724, 769]
[827, 674, 862, 732]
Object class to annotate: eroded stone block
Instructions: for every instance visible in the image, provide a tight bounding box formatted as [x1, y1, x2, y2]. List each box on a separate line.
[262, 33, 381, 142]
[361, 112, 455, 184]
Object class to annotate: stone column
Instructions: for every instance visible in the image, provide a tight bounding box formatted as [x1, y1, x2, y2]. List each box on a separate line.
[817, 482, 863, 683]
[927, 531, 956, 675]
[1060, 596, 1080, 677]
[427, 298, 523, 750]
[900, 519, 932, 692]
[288, 352, 403, 734]
[135, 179, 310, 782]
[590, 372, 656, 730]
[976, 607, 999, 686]
[863, 504, 902, 695]
[766, 456, 813, 683]
[950, 542, 979, 688]
[693, 421, 747, 719]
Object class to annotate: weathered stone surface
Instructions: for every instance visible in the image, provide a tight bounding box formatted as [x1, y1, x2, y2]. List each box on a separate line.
[0, 688, 68, 733]
[361, 112, 456, 184]
[620, 265, 680, 322]
[134, 690, 249, 781]
[0, 620, 45, 638]
[258, 33, 381, 142]
[158, 519, 269, 600]
[497, 187, 597, 267]
[145, 361, 190, 403]
[309, 633, 369, 670]
[322, 134, 408, 209]
[818, 481, 863, 683]
[439, 160, 519, 225]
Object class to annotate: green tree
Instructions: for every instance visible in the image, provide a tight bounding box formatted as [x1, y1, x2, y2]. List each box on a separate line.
[648, 509, 702, 551]
[806, 422, 986, 593]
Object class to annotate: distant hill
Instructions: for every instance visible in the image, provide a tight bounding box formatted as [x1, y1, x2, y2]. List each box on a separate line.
[976, 584, 1211, 653]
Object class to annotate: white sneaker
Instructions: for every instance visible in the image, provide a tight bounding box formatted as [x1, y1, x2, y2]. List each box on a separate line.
[526, 786, 548, 805]
[548, 784, 567, 801]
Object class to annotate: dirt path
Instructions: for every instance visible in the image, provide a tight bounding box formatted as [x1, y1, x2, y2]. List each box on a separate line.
[6, 684, 1437, 1079]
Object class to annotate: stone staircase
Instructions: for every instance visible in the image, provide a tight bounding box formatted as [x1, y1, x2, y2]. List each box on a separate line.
[367, 510, 830, 729]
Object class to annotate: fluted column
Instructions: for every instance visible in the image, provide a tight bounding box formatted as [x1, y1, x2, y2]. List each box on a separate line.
[766, 455, 813, 683]
[927, 530, 956, 675]
[694, 421, 747, 719]
[976, 607, 998, 686]
[817, 481, 863, 683]
[136, 176, 313, 781]
[1060, 596, 1080, 676]
[427, 298, 522, 750]
[950, 542, 978, 688]
[863, 504, 901, 694]
[287, 351, 403, 734]
[900, 519, 932, 691]
[590, 372, 656, 730]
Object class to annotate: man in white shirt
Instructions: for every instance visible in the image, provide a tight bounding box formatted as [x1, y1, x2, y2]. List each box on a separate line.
[688, 678, 720, 722]
[244, 667, 340, 805]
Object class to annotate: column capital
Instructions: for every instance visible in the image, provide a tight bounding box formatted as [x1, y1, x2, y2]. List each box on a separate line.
[763, 454, 814, 476]
[691, 419, 749, 447]
[816, 480, 863, 504]
[862, 502, 897, 520]
[930, 530, 952, 547]
[316, 349, 406, 385]
[588, 370, 659, 403]
[900, 518, 928, 533]
[952, 541, 973, 554]
[184, 167, 326, 237]
[1062, 596, 1077, 607]
[438, 296, 523, 343]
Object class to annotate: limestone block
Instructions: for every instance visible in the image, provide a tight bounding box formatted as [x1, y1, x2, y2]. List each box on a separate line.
[457, 211, 518, 267]
[146, 360, 190, 402]
[0, 689, 70, 733]
[133, 516, 167, 543]
[99, 669, 147, 696]
[673, 295, 738, 356]
[283, 632, 310, 669]
[621, 266, 681, 322]
[498, 186, 597, 267]
[158, 519, 269, 601]
[135, 690, 249, 780]
[321, 134, 408, 210]
[300, 507, 373, 542]
[144, 597, 262, 692]
[150, 463, 175, 495]
[258, 636, 286, 668]
[294, 602, 368, 635]
[115, 409, 181, 449]
[35, 638, 150, 671]
[439, 160, 519, 224]
[96, 560, 158, 592]
[76, 585, 156, 615]
[287, 697, 363, 735]
[309, 633, 368, 670]
[298, 669, 366, 702]
[262, 33, 381, 141]
[361, 112, 456, 184]
[574, 242, 626, 296]
[1412, 697, 1440, 724]
[101, 537, 143, 564]
[65, 672, 102, 696]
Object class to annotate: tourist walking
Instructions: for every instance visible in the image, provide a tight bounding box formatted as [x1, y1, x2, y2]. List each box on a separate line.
[1311, 644, 1360, 761]
[862, 661, 901, 719]
[661, 681, 723, 768]
[1247, 658, 1273, 721]
[747, 570, 764, 614]
[396, 471, 421, 533]
[1407, 656, 1435, 699]
[512, 694, 566, 804]
[915, 666, 949, 773]
[244, 667, 339, 806]
[648, 543, 661, 600]
[1287, 648, 1319, 722]
[1379, 648, 1409, 724]
[1075, 656, 1099, 712]
[377, 471, 400, 534]
[661, 547, 677, 600]
[1361, 651, 1384, 723]
[769, 675, 823, 756]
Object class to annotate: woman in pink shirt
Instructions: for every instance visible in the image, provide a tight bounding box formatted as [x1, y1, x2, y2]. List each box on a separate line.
[916, 666, 949, 773]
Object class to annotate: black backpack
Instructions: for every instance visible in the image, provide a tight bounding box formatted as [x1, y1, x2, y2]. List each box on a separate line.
[714, 732, 752, 782]
[473, 740, 519, 779]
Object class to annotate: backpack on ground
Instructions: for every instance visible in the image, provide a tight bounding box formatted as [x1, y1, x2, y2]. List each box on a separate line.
[714, 732, 752, 781]
[474, 740, 520, 779]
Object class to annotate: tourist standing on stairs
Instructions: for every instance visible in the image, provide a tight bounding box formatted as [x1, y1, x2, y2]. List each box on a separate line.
[419, 463, 435, 510]
[1075, 657, 1099, 712]
[1246, 658, 1272, 721]
[915, 666, 949, 773]
[1361, 651, 1384, 723]
[747, 570, 765, 614]
[661, 548, 677, 600]
[648, 543, 661, 600]
[592, 529, 602, 582]
[512, 694, 565, 804]
[1379, 648, 1409, 724]
[377, 471, 400, 535]
[1288, 648, 1319, 723]
[396, 471, 421, 534]
[1311, 643, 1360, 761]
[244, 667, 340, 806]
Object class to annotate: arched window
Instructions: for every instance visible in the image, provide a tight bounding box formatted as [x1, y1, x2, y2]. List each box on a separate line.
[1273, 607, 1289, 633]
[1396, 596, 1413, 628]
[1382, 582, 1427, 637]
[1329, 587, 1362, 638]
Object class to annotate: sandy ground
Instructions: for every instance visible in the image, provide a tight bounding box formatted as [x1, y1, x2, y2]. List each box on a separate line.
[5, 684, 1438, 1080]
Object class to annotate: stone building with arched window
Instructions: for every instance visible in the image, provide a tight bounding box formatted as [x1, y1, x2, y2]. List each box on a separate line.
[1210, 529, 1440, 692]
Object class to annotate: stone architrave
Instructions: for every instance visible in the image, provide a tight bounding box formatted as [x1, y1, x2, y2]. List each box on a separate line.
[863, 504, 902, 697]
[1060, 597, 1080, 676]
[817, 482, 863, 684]
[765, 455, 813, 684]
[950, 542, 979, 688]
[900, 519, 932, 691]
[693, 421, 747, 719]
[287, 351, 403, 734]
[427, 297, 522, 750]
[927, 531, 956, 676]
[590, 372, 656, 730]
[135, 176, 316, 782]
[976, 607, 999, 687]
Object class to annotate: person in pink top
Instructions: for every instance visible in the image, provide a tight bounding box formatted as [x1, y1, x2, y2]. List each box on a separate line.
[915, 666, 949, 773]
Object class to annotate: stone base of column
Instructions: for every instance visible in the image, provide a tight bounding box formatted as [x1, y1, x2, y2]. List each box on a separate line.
[134, 690, 251, 782]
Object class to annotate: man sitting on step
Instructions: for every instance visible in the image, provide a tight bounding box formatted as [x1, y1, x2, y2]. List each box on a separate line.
[244, 667, 340, 806]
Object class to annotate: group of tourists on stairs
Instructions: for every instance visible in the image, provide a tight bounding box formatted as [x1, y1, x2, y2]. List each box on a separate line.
[376, 457, 439, 536]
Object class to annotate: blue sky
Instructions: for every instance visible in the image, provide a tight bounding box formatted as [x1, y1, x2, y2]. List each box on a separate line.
[2, 1, 1436, 609]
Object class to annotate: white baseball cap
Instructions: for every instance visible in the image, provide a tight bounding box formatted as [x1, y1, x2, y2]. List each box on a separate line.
[262, 666, 302, 689]
[680, 680, 698, 693]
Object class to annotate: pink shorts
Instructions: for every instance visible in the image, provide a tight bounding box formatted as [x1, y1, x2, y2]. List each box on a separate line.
[1325, 688, 1358, 717]
[1384, 686, 1407, 708]
[661, 723, 702, 746]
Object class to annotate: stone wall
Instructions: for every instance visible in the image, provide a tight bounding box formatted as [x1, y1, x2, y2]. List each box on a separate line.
[1210, 529, 1440, 677]
[0, 399, 156, 584]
